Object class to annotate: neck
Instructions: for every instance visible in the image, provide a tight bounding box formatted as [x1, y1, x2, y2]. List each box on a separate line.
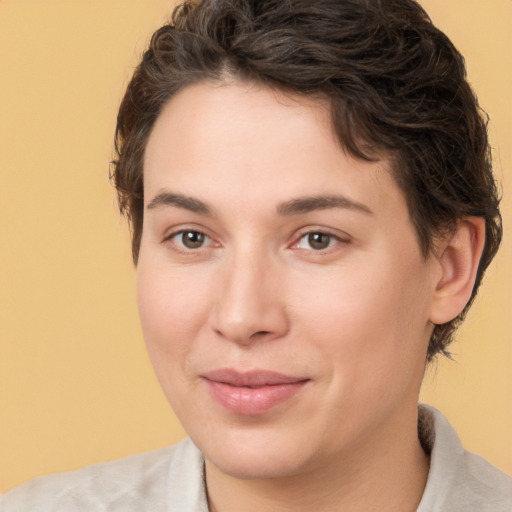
[205, 408, 429, 512]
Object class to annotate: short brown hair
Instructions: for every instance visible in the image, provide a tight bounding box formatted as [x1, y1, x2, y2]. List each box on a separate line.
[112, 0, 502, 361]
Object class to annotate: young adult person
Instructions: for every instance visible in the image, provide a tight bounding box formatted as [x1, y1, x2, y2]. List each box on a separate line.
[1, 0, 511, 510]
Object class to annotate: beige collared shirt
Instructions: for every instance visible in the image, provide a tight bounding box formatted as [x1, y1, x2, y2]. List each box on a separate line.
[1, 405, 511, 511]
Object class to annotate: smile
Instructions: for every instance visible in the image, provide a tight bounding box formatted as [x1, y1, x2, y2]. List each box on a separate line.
[201, 369, 310, 415]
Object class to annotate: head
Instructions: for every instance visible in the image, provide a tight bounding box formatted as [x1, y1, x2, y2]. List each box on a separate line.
[112, 0, 501, 363]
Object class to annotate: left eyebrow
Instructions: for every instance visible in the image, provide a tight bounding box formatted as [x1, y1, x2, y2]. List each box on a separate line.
[146, 192, 212, 215]
[277, 195, 374, 216]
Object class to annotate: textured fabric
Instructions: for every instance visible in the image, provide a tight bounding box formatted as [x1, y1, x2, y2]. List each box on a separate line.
[0, 442, 208, 512]
[1, 405, 511, 511]
[416, 405, 512, 511]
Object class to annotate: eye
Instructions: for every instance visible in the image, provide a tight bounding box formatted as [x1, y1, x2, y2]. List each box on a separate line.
[296, 232, 340, 251]
[168, 230, 212, 250]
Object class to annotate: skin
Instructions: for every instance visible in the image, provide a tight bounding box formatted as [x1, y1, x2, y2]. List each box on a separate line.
[137, 81, 484, 511]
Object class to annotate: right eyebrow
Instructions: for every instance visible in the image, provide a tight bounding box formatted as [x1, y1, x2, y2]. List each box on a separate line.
[146, 192, 212, 215]
[277, 194, 373, 216]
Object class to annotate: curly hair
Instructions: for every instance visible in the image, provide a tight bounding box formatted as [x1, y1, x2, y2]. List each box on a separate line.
[112, 0, 502, 361]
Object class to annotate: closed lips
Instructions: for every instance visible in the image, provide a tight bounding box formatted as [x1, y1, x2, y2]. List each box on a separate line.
[201, 369, 310, 415]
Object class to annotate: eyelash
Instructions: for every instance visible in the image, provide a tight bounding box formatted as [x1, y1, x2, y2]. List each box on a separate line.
[162, 228, 350, 254]
[163, 229, 217, 252]
[291, 230, 349, 253]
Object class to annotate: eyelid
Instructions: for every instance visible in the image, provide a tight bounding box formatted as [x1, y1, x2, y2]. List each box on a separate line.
[289, 227, 352, 252]
[161, 223, 213, 241]
[159, 224, 350, 254]
[161, 225, 221, 252]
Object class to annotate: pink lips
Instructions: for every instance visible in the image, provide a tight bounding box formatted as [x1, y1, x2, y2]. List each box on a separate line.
[201, 369, 309, 415]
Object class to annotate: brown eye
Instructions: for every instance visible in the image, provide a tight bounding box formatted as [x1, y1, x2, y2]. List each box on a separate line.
[306, 232, 333, 250]
[177, 230, 207, 249]
[295, 232, 338, 251]
[308, 233, 331, 250]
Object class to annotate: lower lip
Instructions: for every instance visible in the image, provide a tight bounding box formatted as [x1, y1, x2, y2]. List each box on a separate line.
[204, 379, 308, 415]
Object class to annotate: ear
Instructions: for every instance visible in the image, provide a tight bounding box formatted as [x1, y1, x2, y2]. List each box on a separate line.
[429, 217, 486, 325]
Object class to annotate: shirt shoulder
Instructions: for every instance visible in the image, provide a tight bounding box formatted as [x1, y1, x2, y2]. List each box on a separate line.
[0, 443, 178, 512]
[456, 450, 512, 511]
[417, 405, 512, 512]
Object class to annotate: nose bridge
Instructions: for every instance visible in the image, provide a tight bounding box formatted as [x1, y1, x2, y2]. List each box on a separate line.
[210, 244, 288, 344]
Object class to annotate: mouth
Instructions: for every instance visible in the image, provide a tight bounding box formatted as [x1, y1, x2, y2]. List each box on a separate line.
[200, 369, 310, 415]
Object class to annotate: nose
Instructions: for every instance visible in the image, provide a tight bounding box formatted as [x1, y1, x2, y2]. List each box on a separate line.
[209, 250, 290, 345]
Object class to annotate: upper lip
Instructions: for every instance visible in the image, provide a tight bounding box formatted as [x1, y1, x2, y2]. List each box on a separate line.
[201, 368, 309, 387]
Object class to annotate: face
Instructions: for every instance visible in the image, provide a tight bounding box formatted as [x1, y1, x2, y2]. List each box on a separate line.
[138, 81, 439, 480]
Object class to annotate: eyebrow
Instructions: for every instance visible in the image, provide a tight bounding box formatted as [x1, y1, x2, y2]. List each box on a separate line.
[147, 192, 212, 215]
[146, 191, 373, 217]
[277, 195, 373, 216]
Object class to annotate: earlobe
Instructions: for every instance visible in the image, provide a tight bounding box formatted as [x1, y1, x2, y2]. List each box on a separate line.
[429, 217, 486, 325]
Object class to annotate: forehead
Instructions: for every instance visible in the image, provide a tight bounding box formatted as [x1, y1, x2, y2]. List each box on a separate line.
[145, 80, 337, 170]
[143, 81, 406, 220]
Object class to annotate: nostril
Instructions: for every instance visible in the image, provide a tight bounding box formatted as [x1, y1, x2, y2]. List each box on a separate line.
[251, 330, 271, 339]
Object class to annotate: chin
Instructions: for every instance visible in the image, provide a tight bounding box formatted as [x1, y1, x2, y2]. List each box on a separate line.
[196, 427, 315, 480]
[207, 449, 309, 481]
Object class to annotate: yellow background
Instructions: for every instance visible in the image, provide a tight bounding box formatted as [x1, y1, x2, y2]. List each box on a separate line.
[0, 0, 510, 493]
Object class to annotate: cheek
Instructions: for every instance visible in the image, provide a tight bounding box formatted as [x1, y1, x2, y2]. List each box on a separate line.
[135, 260, 215, 418]
[136, 259, 211, 363]
[294, 254, 432, 377]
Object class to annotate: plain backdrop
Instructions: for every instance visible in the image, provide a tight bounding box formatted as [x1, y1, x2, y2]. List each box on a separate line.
[1, 0, 511, 492]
